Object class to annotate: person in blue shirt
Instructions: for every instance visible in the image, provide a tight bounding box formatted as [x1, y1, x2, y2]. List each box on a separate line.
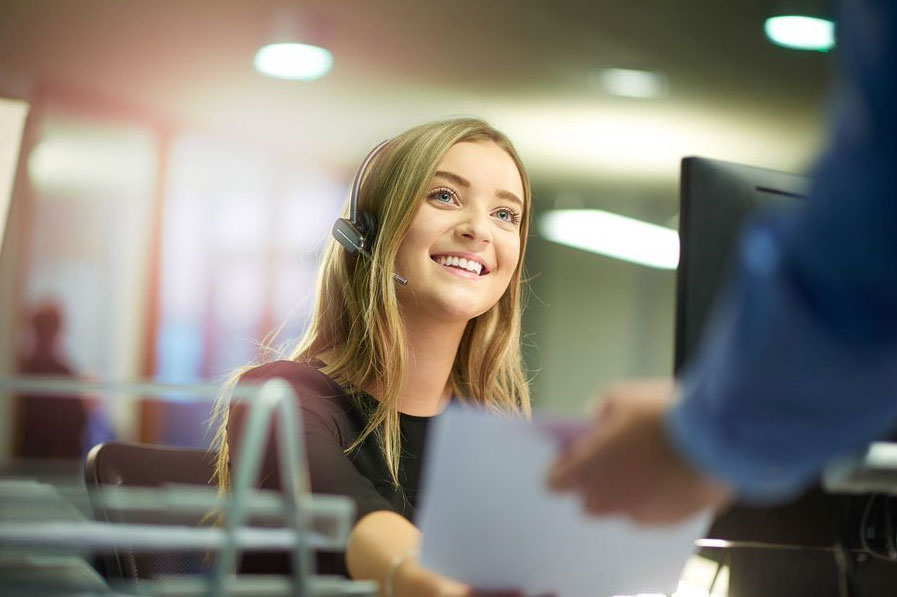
[547, 0, 897, 523]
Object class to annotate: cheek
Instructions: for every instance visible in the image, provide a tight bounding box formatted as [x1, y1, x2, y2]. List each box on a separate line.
[396, 216, 438, 263]
[395, 227, 426, 266]
[394, 236, 412, 263]
[498, 236, 521, 279]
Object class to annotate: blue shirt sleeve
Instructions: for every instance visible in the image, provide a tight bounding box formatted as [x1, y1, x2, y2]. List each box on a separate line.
[666, 0, 897, 502]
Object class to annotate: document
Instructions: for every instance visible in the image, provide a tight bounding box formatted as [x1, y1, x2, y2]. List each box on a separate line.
[418, 407, 710, 597]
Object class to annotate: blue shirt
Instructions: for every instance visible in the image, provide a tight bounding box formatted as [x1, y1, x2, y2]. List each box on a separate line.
[667, 0, 897, 501]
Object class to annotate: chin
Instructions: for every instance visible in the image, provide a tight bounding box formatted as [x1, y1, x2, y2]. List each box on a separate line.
[438, 305, 487, 323]
[431, 295, 492, 323]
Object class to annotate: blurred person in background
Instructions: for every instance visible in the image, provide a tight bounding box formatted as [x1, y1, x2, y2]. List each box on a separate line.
[214, 118, 532, 596]
[16, 302, 90, 459]
[19, 302, 73, 378]
[548, 0, 897, 524]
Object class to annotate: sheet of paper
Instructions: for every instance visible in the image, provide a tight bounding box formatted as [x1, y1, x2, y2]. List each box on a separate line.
[418, 407, 710, 597]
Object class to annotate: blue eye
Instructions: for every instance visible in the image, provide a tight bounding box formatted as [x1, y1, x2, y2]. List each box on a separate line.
[428, 187, 457, 204]
[494, 208, 520, 225]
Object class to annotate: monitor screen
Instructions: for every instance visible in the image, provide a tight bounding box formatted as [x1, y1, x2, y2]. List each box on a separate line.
[674, 156, 808, 373]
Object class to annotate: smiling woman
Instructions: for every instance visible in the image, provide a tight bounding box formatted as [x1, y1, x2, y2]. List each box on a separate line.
[210, 118, 533, 596]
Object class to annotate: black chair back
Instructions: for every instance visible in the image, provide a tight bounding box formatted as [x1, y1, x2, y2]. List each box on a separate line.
[84, 441, 217, 580]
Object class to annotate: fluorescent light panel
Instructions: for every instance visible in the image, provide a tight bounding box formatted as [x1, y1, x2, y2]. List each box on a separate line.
[764, 15, 835, 51]
[539, 209, 679, 270]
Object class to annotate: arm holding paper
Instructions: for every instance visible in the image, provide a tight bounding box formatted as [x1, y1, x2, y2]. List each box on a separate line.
[549, 0, 897, 522]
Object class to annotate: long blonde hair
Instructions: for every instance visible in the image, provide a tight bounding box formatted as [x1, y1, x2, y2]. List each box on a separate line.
[212, 117, 532, 489]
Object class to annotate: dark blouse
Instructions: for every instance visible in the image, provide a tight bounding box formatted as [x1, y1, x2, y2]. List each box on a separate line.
[227, 359, 438, 576]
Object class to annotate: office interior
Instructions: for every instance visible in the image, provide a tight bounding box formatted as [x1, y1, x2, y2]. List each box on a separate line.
[2, 1, 893, 596]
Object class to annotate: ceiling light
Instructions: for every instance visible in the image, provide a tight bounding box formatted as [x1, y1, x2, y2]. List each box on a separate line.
[253, 42, 333, 81]
[591, 68, 669, 99]
[764, 15, 835, 51]
[538, 209, 679, 270]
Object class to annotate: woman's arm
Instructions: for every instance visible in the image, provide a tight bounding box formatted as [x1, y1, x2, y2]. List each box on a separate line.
[345, 510, 419, 595]
[346, 510, 493, 597]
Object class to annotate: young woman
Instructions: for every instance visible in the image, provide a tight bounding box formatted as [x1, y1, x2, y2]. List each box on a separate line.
[213, 118, 532, 596]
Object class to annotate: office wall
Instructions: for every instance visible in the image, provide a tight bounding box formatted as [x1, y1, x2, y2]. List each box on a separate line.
[524, 234, 677, 416]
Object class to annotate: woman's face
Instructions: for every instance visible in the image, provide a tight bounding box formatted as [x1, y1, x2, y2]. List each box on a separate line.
[394, 140, 525, 323]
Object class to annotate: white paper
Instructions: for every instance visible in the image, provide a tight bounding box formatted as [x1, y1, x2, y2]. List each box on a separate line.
[418, 407, 710, 597]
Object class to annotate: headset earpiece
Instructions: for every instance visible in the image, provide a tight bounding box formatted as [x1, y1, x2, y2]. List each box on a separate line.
[333, 140, 390, 255]
[331, 217, 366, 255]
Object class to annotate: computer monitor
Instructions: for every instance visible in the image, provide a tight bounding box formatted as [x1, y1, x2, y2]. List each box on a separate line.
[674, 156, 808, 373]
[676, 156, 897, 441]
[674, 156, 897, 594]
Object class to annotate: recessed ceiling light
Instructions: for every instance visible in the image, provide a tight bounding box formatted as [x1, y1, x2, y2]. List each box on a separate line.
[539, 209, 679, 270]
[253, 42, 333, 81]
[764, 15, 835, 51]
[591, 68, 669, 100]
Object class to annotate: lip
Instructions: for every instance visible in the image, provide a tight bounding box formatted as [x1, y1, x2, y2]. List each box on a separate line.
[430, 251, 491, 277]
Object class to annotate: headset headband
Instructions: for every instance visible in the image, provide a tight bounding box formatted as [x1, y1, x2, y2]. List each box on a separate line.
[349, 139, 391, 224]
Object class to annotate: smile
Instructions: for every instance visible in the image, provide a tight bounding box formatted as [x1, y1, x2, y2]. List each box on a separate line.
[431, 254, 488, 276]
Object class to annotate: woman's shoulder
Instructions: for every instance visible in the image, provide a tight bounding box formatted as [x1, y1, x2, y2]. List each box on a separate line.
[241, 359, 332, 387]
[239, 360, 353, 419]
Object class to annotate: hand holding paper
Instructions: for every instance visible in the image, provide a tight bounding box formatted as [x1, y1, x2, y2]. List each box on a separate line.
[548, 379, 733, 524]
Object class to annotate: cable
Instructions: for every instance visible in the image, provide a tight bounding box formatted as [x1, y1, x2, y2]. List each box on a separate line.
[859, 494, 897, 562]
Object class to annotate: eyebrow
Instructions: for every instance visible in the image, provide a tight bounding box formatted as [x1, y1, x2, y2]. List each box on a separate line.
[433, 170, 524, 208]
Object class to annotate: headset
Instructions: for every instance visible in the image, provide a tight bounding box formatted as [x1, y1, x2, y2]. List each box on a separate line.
[331, 139, 408, 286]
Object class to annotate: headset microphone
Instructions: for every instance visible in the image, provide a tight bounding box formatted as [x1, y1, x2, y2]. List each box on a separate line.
[332, 140, 408, 286]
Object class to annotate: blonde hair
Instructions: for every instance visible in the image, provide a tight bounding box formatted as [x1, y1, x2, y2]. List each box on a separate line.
[212, 117, 532, 490]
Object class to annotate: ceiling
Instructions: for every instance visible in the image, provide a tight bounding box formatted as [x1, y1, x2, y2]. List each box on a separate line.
[0, 0, 834, 220]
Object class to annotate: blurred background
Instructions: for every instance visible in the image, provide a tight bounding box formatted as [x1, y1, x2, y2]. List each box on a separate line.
[0, 0, 831, 464]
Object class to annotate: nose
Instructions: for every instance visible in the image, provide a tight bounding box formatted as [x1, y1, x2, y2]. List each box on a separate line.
[454, 208, 492, 244]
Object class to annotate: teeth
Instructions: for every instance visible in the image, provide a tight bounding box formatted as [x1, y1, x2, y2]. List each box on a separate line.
[434, 255, 484, 275]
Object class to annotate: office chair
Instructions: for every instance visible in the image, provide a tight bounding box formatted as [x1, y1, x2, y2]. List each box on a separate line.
[84, 441, 217, 581]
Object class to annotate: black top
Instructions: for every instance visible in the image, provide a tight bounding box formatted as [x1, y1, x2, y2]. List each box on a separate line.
[227, 359, 438, 576]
